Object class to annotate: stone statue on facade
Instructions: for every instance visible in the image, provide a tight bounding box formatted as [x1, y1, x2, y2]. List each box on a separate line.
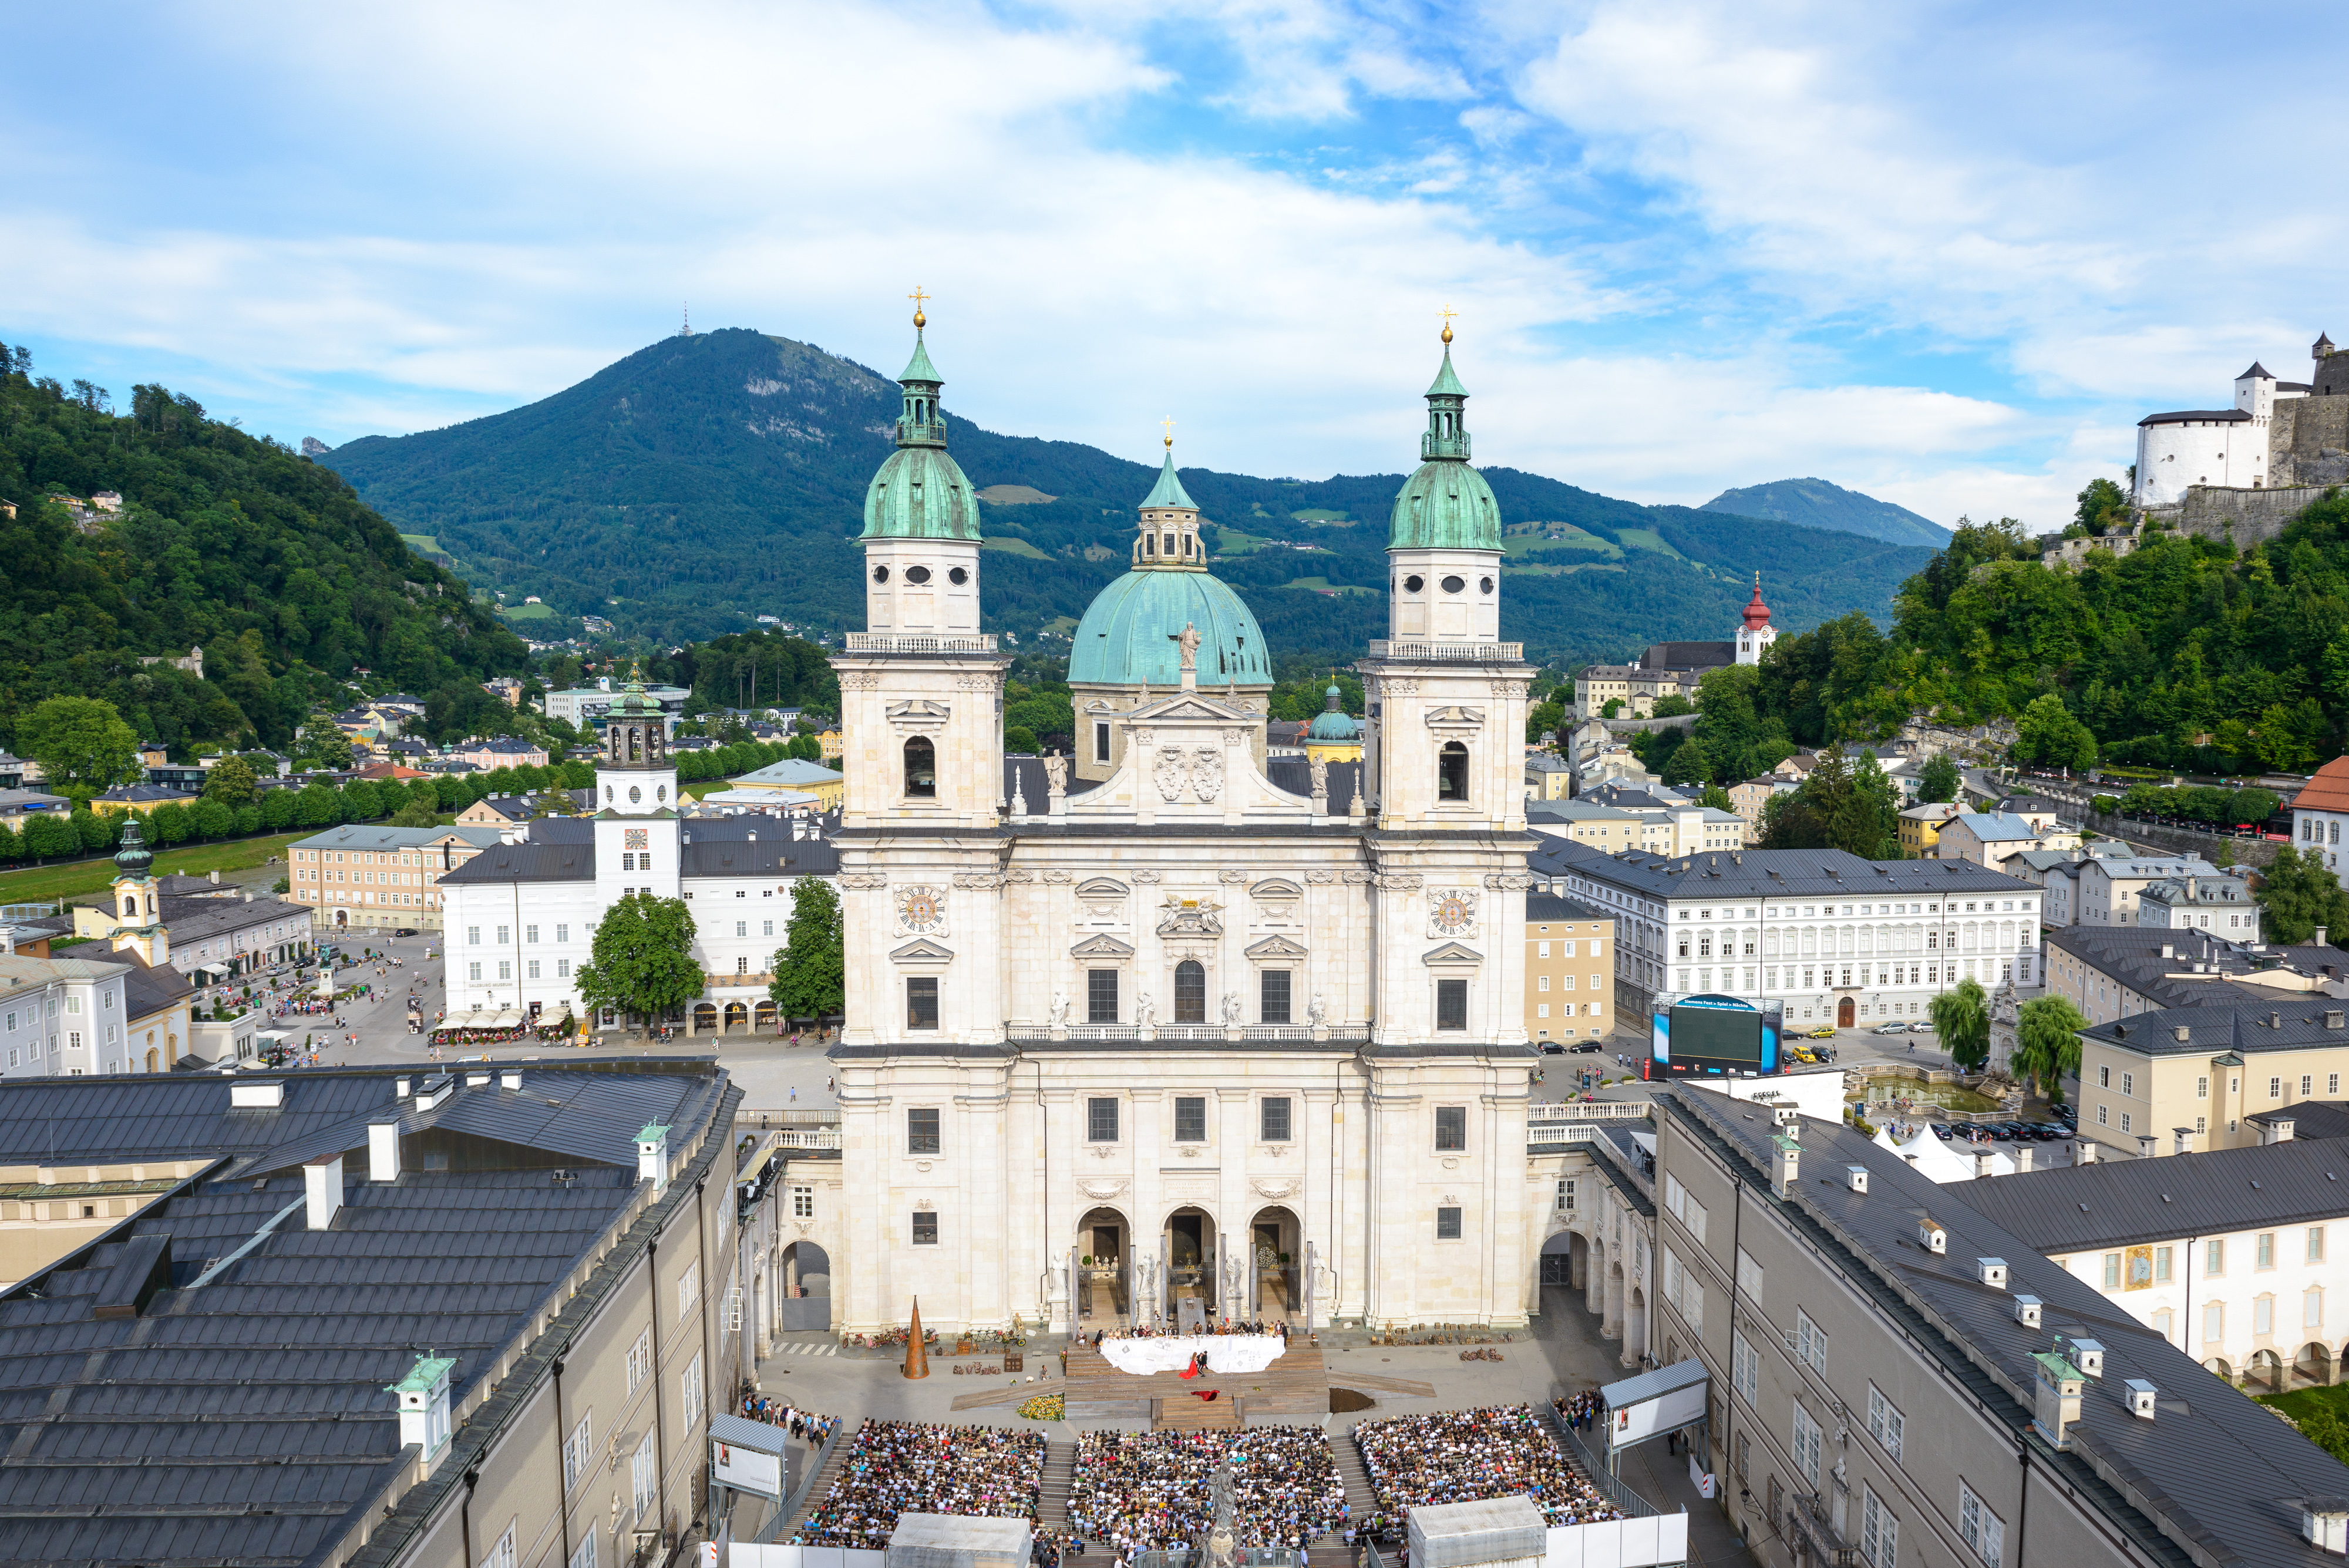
[1136, 990, 1157, 1028]
[1307, 992, 1328, 1027]
[1308, 751, 1328, 804]
[1220, 991, 1243, 1025]
[1049, 990, 1071, 1025]
[1174, 621, 1201, 674]
[1044, 752, 1068, 796]
[1987, 974, 2021, 1077]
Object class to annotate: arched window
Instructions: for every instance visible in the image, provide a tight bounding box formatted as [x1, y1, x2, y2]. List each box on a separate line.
[904, 736, 937, 798]
[1163, 531, 1176, 557]
[1174, 960, 1207, 1023]
[122, 897, 136, 919]
[1438, 741, 1469, 801]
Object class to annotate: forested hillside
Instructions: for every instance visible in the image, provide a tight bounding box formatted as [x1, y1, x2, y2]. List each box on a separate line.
[1657, 502, 2349, 783]
[0, 348, 528, 755]
[323, 327, 1933, 664]
[1700, 477, 1949, 549]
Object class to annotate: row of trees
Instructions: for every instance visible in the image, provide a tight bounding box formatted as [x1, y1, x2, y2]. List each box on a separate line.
[573, 879, 844, 1025]
[1923, 977, 2088, 1101]
[2091, 781, 2281, 827]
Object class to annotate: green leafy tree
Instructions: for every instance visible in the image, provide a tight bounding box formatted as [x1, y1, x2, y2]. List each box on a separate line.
[391, 797, 439, 828]
[1526, 696, 1565, 743]
[0, 824, 19, 863]
[1931, 977, 1991, 1072]
[73, 810, 110, 853]
[294, 714, 354, 770]
[232, 804, 262, 835]
[191, 798, 234, 839]
[18, 696, 142, 791]
[260, 789, 297, 830]
[1651, 694, 1695, 718]
[1005, 725, 1039, 755]
[294, 781, 339, 827]
[148, 802, 191, 845]
[2011, 995, 2086, 1103]
[2074, 476, 2130, 536]
[1917, 753, 1961, 805]
[340, 780, 382, 820]
[575, 893, 704, 1025]
[1600, 699, 1623, 719]
[2256, 847, 2349, 945]
[21, 815, 78, 860]
[201, 755, 258, 807]
[2014, 694, 2096, 770]
[1700, 784, 1735, 813]
[768, 878, 844, 1021]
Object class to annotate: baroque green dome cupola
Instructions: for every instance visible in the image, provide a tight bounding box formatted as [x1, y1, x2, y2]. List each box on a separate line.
[1388, 316, 1501, 552]
[860, 293, 982, 542]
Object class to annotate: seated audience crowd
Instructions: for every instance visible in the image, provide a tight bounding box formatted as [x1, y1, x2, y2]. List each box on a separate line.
[1354, 1405, 1623, 1531]
[799, 1420, 1046, 1548]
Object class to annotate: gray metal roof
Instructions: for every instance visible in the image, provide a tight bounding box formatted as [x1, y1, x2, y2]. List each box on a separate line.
[2042, 925, 2300, 1011]
[1667, 1088, 2349, 1568]
[1953, 1133, 2349, 1251]
[0, 1061, 729, 1567]
[1535, 838, 2035, 900]
[1527, 893, 1607, 924]
[2085, 1000, 2349, 1056]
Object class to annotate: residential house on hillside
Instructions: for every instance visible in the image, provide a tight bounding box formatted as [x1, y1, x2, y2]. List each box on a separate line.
[2290, 754, 2349, 873]
[2140, 870, 2260, 938]
[1936, 810, 2081, 869]
[453, 736, 548, 770]
[88, 783, 197, 817]
[1898, 800, 1961, 856]
[2079, 852, 2227, 926]
[1525, 891, 1614, 1045]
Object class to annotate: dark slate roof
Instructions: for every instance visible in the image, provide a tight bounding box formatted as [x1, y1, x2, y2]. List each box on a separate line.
[2086, 1000, 2349, 1057]
[1666, 1088, 2349, 1568]
[0, 1062, 729, 1567]
[1534, 838, 2035, 900]
[1264, 756, 1362, 814]
[2243, 362, 2274, 380]
[435, 842, 594, 884]
[151, 874, 237, 897]
[678, 820, 840, 878]
[2041, 924, 2291, 1011]
[160, 894, 311, 947]
[2247, 1101, 2349, 1142]
[1641, 641, 1735, 671]
[112, 947, 194, 1024]
[2138, 408, 2253, 426]
[1953, 1133, 2349, 1252]
[1004, 756, 1104, 806]
[1527, 893, 1608, 924]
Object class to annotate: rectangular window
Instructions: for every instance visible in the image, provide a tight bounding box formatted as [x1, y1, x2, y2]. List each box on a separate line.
[907, 977, 938, 1030]
[2156, 1246, 2173, 1283]
[1261, 1097, 1293, 1143]
[2273, 1076, 2284, 1098]
[2122, 1071, 2134, 1096]
[1435, 1206, 1463, 1240]
[497, 961, 511, 980]
[569, 1533, 598, 1568]
[1737, 1247, 1764, 1297]
[792, 1186, 814, 1219]
[563, 1410, 594, 1490]
[1792, 1405, 1822, 1488]
[1867, 1387, 1904, 1461]
[632, 1428, 658, 1522]
[907, 1108, 941, 1154]
[1434, 1105, 1467, 1151]
[1435, 978, 1468, 1030]
[2204, 1301, 2225, 1342]
[2314, 1228, 2328, 1264]
[2312, 1289, 2327, 1330]
[2103, 1254, 2121, 1289]
[2260, 1232, 2276, 1269]
[735, 921, 747, 938]
[1556, 1176, 1576, 1214]
[1088, 1098, 1119, 1143]
[1260, 968, 1292, 1024]
[1795, 1310, 1828, 1372]
[1174, 1096, 1207, 1143]
[627, 1328, 652, 1392]
[482, 1522, 518, 1568]
[2099, 1065, 2109, 1088]
[764, 920, 774, 937]
[2198, 1076, 2209, 1099]
[557, 923, 569, 943]
[527, 959, 540, 980]
[558, 959, 571, 978]
[1731, 1331, 1758, 1400]
[496, 925, 509, 944]
[1959, 1485, 2003, 1568]
[469, 962, 482, 981]
[682, 1351, 704, 1429]
[2256, 1295, 2275, 1335]
[1861, 1486, 1899, 1568]
[468, 926, 482, 945]
[1086, 968, 1119, 1024]
[1095, 721, 1111, 763]
[679, 1261, 698, 1318]
[911, 1210, 938, 1246]
[525, 924, 539, 943]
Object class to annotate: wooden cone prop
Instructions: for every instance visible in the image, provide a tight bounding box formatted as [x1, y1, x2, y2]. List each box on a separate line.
[903, 1297, 930, 1379]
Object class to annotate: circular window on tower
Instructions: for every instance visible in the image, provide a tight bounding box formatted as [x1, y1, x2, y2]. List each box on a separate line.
[1404, 574, 1425, 593]
[948, 566, 968, 585]
[873, 565, 890, 583]
[906, 565, 933, 584]
[657, 785, 668, 802]
[629, 785, 642, 804]
[1441, 574, 1466, 594]
[604, 786, 613, 802]
[1480, 576, 1495, 594]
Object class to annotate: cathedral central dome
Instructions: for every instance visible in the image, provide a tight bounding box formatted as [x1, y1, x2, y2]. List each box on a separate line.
[1068, 570, 1272, 688]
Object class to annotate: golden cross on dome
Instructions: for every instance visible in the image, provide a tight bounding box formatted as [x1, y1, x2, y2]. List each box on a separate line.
[1439, 304, 1458, 345]
[1162, 415, 1176, 449]
[908, 287, 930, 328]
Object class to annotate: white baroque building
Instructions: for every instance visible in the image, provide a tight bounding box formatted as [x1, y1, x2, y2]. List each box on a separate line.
[824, 314, 1547, 1334]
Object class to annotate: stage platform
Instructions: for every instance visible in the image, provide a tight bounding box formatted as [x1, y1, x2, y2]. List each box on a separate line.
[1061, 1340, 1332, 1429]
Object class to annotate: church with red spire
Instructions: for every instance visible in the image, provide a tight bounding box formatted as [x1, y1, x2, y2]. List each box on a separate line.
[1735, 573, 1776, 665]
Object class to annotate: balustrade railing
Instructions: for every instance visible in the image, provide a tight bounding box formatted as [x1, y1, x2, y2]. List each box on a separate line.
[842, 632, 998, 654]
[1365, 639, 1525, 662]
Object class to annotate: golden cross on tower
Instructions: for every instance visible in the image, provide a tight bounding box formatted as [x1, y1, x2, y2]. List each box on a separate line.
[1439, 304, 1458, 345]
[1162, 415, 1176, 449]
[908, 287, 929, 328]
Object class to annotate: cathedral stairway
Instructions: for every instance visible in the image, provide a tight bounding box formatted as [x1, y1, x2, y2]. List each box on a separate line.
[773, 1430, 855, 1539]
[1333, 1432, 1377, 1520]
[1038, 1440, 1075, 1532]
[1152, 1391, 1241, 1432]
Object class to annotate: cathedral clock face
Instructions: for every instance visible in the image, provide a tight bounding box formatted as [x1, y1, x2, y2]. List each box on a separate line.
[1429, 888, 1477, 937]
[896, 886, 945, 934]
[624, 829, 649, 851]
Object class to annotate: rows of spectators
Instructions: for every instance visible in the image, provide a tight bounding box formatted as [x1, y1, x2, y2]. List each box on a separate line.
[1354, 1405, 1621, 1530]
[739, 1394, 839, 1447]
[1068, 1428, 1347, 1567]
[798, 1419, 1046, 1548]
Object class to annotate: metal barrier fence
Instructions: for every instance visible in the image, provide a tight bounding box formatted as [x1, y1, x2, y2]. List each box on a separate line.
[753, 1415, 849, 1543]
[1544, 1405, 1661, 1519]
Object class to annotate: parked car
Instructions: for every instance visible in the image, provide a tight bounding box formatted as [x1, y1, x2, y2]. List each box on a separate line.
[1929, 1123, 1956, 1140]
[1809, 1025, 1838, 1039]
[1908, 1020, 1933, 1033]
[1569, 1042, 1603, 1054]
[1540, 1041, 1566, 1055]
[2029, 1122, 2069, 1140]
[2051, 1103, 2078, 1125]
[1872, 1021, 1909, 1036]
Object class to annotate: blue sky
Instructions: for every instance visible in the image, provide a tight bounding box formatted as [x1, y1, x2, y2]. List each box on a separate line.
[5, 0, 2346, 529]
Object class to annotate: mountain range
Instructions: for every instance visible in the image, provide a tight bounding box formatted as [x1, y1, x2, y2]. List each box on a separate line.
[322, 329, 1939, 668]
[1700, 477, 1949, 549]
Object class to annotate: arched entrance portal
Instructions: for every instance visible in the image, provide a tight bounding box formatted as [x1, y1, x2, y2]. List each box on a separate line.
[778, 1240, 832, 1330]
[1162, 1206, 1218, 1327]
[1625, 1284, 1649, 1367]
[1838, 997, 1855, 1028]
[1539, 1229, 1578, 1287]
[692, 1003, 719, 1035]
[1076, 1206, 1129, 1327]
[724, 1002, 749, 1034]
[1248, 1205, 1301, 1321]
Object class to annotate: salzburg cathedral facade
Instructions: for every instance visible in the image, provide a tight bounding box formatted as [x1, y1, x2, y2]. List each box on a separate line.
[821, 312, 1547, 1336]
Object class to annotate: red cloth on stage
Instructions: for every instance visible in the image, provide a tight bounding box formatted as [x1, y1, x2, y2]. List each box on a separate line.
[1177, 1354, 1201, 1379]
[1190, 1389, 1219, 1402]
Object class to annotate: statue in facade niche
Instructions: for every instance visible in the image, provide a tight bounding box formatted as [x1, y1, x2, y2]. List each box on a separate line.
[1136, 991, 1157, 1028]
[1049, 991, 1070, 1025]
[1308, 992, 1328, 1027]
[1220, 991, 1243, 1025]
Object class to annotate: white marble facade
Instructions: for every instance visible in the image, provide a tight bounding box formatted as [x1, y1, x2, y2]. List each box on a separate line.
[824, 326, 1542, 1334]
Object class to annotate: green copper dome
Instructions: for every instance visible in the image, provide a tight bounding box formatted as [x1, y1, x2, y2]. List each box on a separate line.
[112, 816, 153, 881]
[860, 323, 982, 542]
[1306, 685, 1362, 741]
[1069, 571, 1273, 688]
[1389, 341, 1501, 551]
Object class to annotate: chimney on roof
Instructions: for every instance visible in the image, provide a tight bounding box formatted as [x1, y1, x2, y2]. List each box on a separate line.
[2136, 1134, 2157, 1159]
[2321, 926, 2331, 948]
[2175, 1126, 2195, 1156]
[638, 1124, 672, 1190]
[304, 1153, 343, 1230]
[388, 1354, 455, 1461]
[2266, 1117, 2297, 1145]
[368, 1120, 402, 1181]
[2077, 1139, 2099, 1164]
[2017, 1145, 2035, 1172]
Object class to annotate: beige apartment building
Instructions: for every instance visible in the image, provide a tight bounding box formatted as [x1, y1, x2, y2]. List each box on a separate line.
[1648, 1086, 2349, 1568]
[1527, 891, 1614, 1045]
[287, 823, 506, 934]
[2077, 1000, 2349, 1154]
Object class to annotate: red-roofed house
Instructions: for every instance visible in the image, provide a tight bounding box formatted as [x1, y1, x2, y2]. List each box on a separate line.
[2289, 755, 2349, 873]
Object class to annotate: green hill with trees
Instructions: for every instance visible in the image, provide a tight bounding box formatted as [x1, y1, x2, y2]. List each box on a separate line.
[1700, 477, 1950, 549]
[320, 327, 1935, 665]
[0, 344, 528, 758]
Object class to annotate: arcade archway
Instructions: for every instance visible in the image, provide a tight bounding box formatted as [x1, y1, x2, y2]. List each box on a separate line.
[1248, 1205, 1301, 1322]
[1162, 1206, 1219, 1326]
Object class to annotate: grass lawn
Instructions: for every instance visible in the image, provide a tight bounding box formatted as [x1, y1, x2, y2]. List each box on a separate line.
[981, 537, 1051, 560]
[399, 533, 446, 556]
[2259, 1384, 2349, 1421]
[500, 602, 557, 621]
[0, 829, 313, 907]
